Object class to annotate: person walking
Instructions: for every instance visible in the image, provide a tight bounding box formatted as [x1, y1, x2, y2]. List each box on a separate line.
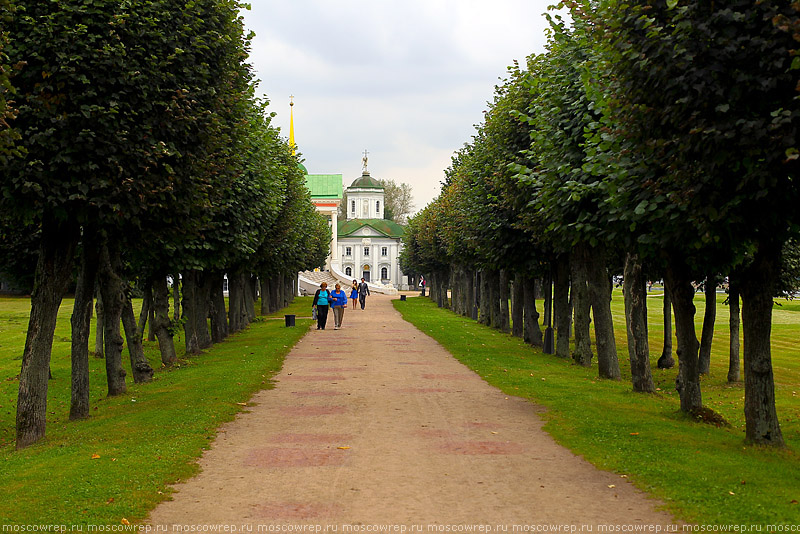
[349, 280, 359, 309]
[331, 283, 348, 329]
[312, 282, 331, 330]
[358, 277, 370, 310]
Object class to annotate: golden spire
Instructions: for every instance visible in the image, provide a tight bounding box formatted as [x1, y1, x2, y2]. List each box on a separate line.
[289, 95, 296, 156]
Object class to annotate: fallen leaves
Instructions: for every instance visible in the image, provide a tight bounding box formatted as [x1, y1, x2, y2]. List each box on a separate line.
[91, 454, 101, 460]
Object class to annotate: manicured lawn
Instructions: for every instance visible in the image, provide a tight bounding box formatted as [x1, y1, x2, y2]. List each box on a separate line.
[0, 296, 313, 525]
[394, 292, 800, 526]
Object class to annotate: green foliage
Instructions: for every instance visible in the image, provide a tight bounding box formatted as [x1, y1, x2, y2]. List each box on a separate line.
[0, 0, 21, 167]
[379, 178, 414, 224]
[395, 296, 800, 525]
[0, 296, 314, 524]
[579, 0, 800, 268]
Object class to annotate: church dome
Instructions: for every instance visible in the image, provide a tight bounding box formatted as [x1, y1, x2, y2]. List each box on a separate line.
[349, 171, 384, 190]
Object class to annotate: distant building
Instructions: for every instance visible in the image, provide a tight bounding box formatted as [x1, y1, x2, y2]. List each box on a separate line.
[292, 99, 408, 293]
[337, 169, 406, 287]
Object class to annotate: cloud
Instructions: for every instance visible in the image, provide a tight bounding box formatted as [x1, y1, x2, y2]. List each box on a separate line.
[242, 0, 557, 213]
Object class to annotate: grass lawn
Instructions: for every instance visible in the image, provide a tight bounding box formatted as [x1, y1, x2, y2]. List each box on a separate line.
[0, 296, 314, 525]
[394, 291, 800, 526]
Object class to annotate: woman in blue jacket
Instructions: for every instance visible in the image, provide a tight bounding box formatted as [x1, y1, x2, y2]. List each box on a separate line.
[312, 282, 331, 330]
[330, 283, 349, 330]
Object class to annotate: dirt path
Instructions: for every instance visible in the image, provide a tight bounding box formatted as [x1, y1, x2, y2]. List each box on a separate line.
[147, 294, 679, 529]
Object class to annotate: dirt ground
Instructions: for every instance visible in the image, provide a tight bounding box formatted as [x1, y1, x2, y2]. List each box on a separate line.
[147, 294, 680, 529]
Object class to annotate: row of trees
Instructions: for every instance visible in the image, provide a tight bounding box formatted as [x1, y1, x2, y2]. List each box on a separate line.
[0, 0, 329, 449]
[401, 0, 799, 447]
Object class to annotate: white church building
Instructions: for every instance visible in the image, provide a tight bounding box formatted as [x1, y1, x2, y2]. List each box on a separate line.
[337, 169, 406, 286]
[290, 99, 409, 294]
[300, 159, 409, 294]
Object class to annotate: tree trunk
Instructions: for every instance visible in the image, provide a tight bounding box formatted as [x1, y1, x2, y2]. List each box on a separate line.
[94, 289, 104, 358]
[70, 237, 99, 421]
[228, 271, 249, 333]
[657, 285, 675, 369]
[152, 275, 178, 366]
[623, 252, 655, 393]
[209, 272, 228, 343]
[664, 260, 702, 413]
[260, 277, 270, 315]
[571, 244, 592, 366]
[728, 281, 741, 383]
[182, 270, 213, 355]
[269, 274, 280, 313]
[587, 246, 620, 379]
[137, 285, 152, 343]
[498, 270, 511, 333]
[553, 254, 571, 359]
[479, 270, 491, 325]
[543, 272, 554, 353]
[511, 273, 524, 338]
[523, 278, 543, 347]
[147, 302, 156, 342]
[698, 275, 717, 375]
[245, 274, 257, 321]
[740, 241, 784, 446]
[467, 269, 476, 319]
[97, 241, 127, 397]
[172, 273, 181, 322]
[121, 293, 154, 383]
[16, 217, 78, 449]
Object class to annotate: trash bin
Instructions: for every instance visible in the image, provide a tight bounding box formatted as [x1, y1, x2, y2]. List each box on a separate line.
[400, 295, 407, 301]
[284, 314, 296, 327]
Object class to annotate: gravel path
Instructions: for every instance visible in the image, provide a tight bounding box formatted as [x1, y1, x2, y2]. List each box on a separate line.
[147, 294, 679, 529]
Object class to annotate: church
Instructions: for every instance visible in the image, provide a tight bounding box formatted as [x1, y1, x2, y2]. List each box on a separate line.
[336, 161, 406, 286]
[302, 158, 408, 294]
[292, 100, 409, 294]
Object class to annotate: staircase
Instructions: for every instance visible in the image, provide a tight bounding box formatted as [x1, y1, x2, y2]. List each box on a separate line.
[298, 270, 340, 296]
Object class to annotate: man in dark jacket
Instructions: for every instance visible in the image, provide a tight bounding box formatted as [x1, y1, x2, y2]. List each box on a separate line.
[358, 278, 370, 310]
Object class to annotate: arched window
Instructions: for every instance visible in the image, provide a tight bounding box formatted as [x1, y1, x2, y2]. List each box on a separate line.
[345, 266, 352, 276]
[376, 200, 380, 214]
[381, 267, 388, 280]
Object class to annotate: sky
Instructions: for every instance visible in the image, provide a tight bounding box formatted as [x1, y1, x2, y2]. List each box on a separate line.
[240, 1, 559, 215]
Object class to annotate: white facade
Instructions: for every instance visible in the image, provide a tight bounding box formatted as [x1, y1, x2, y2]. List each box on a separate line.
[338, 231, 405, 286]
[333, 171, 409, 290]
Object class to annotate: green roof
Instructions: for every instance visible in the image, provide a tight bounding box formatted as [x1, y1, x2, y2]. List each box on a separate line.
[304, 174, 343, 199]
[349, 172, 384, 190]
[338, 219, 405, 239]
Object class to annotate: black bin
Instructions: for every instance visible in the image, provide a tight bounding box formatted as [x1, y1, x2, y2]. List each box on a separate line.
[284, 314, 296, 327]
[400, 295, 407, 301]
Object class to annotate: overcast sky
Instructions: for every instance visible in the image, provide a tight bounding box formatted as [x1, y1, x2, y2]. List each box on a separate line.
[240, 1, 558, 215]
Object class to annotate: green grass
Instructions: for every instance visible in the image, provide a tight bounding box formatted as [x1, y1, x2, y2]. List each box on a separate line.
[394, 292, 800, 526]
[0, 296, 314, 525]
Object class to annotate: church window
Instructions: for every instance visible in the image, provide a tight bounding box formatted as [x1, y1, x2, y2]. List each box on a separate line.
[381, 247, 388, 256]
[345, 267, 352, 276]
[381, 267, 388, 280]
[364, 247, 370, 257]
[351, 200, 355, 215]
[345, 246, 352, 256]
[376, 200, 380, 214]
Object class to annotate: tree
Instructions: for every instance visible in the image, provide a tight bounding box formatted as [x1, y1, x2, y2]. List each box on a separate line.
[579, 0, 799, 444]
[380, 179, 414, 224]
[4, 0, 257, 447]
